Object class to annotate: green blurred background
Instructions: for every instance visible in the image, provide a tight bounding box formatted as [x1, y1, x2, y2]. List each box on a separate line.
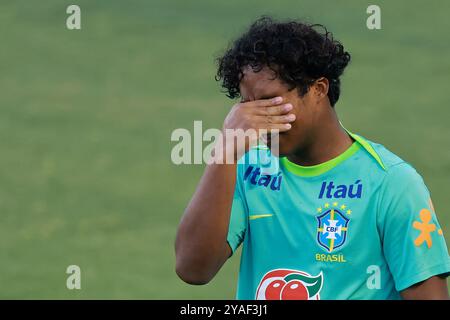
[0, 0, 449, 298]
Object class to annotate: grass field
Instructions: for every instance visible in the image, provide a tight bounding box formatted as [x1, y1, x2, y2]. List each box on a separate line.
[0, 0, 449, 298]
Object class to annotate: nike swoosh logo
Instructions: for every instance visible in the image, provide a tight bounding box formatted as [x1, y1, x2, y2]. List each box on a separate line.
[249, 214, 274, 221]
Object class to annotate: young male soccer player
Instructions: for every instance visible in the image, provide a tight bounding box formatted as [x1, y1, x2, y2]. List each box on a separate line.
[175, 17, 450, 299]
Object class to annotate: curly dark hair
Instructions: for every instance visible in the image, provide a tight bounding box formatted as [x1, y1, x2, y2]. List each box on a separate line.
[215, 16, 351, 106]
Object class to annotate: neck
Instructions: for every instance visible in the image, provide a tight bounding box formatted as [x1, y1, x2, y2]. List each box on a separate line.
[287, 110, 353, 166]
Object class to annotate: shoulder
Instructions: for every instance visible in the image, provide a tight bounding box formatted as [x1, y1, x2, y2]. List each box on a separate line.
[354, 136, 432, 226]
[352, 132, 425, 185]
[355, 136, 430, 200]
[370, 139, 425, 186]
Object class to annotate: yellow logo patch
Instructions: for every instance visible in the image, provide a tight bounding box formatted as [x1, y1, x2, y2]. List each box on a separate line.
[412, 208, 443, 248]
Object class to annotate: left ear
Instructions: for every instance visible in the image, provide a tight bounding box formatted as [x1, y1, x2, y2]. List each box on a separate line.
[312, 77, 329, 102]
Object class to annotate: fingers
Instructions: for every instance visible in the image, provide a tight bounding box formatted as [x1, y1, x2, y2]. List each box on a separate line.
[255, 113, 296, 124]
[267, 123, 292, 132]
[237, 97, 296, 133]
[244, 96, 283, 108]
[255, 104, 294, 116]
[255, 122, 293, 132]
[241, 97, 294, 116]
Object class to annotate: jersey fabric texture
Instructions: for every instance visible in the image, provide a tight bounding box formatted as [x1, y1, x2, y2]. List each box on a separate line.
[227, 129, 450, 300]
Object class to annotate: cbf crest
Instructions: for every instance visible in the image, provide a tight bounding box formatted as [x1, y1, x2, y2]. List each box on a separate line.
[316, 203, 350, 253]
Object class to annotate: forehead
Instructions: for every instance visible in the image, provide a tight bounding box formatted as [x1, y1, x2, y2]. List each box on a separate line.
[239, 66, 287, 100]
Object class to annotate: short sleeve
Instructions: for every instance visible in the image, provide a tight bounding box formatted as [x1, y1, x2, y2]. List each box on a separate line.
[377, 163, 450, 291]
[226, 165, 248, 255]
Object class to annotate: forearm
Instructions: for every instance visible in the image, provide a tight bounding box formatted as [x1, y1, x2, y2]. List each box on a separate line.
[400, 275, 449, 300]
[175, 97, 291, 284]
[175, 161, 237, 284]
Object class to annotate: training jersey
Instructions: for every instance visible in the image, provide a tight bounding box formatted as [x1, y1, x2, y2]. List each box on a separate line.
[227, 129, 450, 300]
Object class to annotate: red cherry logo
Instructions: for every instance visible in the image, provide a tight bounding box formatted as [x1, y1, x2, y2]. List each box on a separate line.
[280, 280, 308, 300]
[264, 279, 286, 300]
[256, 269, 323, 300]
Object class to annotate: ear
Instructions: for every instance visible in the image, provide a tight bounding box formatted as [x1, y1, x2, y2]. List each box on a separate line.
[312, 77, 329, 102]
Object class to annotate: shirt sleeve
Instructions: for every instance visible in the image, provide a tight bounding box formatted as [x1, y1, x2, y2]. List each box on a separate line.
[377, 162, 450, 292]
[226, 165, 248, 255]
